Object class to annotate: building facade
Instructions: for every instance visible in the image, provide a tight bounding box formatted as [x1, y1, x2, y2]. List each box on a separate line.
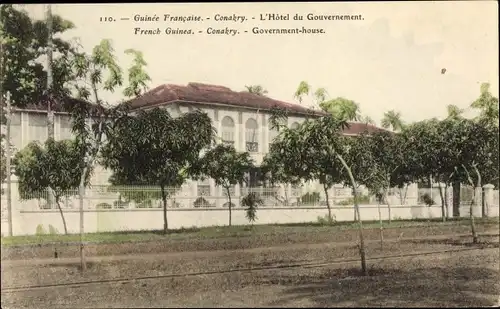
[4, 82, 389, 208]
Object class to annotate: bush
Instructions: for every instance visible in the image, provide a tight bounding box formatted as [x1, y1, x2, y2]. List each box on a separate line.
[136, 200, 153, 208]
[96, 202, 112, 209]
[301, 192, 321, 206]
[48, 224, 59, 235]
[420, 193, 435, 206]
[113, 200, 129, 209]
[193, 197, 211, 208]
[317, 214, 336, 225]
[35, 224, 47, 235]
[241, 192, 264, 224]
[337, 194, 371, 205]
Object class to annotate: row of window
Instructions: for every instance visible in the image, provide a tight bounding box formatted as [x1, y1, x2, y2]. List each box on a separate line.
[220, 116, 300, 152]
[6, 113, 301, 153]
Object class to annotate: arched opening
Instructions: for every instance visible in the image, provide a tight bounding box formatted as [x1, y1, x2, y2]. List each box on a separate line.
[245, 118, 258, 153]
[221, 116, 235, 146]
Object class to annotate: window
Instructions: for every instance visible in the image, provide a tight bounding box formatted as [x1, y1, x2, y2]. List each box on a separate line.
[9, 112, 22, 151]
[59, 115, 73, 140]
[28, 113, 48, 143]
[268, 118, 279, 151]
[197, 179, 211, 196]
[245, 118, 258, 152]
[221, 116, 235, 146]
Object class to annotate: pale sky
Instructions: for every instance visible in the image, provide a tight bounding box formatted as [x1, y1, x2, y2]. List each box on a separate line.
[23, 1, 498, 124]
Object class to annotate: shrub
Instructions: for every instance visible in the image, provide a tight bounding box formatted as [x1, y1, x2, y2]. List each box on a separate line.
[96, 203, 112, 209]
[35, 224, 47, 235]
[420, 193, 435, 206]
[48, 224, 59, 235]
[301, 192, 321, 206]
[241, 192, 264, 224]
[337, 194, 371, 205]
[193, 197, 211, 208]
[317, 214, 336, 225]
[113, 199, 129, 209]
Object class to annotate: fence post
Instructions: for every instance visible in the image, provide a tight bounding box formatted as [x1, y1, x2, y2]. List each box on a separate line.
[482, 184, 495, 217]
[473, 186, 483, 217]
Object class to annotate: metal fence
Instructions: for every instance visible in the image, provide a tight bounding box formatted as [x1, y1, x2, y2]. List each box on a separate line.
[10, 184, 428, 210]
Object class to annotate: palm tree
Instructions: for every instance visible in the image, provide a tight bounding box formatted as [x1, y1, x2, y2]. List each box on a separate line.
[381, 110, 404, 132]
[245, 85, 268, 96]
[446, 104, 463, 120]
[361, 115, 376, 125]
[320, 97, 361, 121]
[471, 82, 499, 125]
[293, 81, 311, 104]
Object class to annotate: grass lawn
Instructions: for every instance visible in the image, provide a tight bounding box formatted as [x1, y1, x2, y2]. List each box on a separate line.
[1, 217, 498, 247]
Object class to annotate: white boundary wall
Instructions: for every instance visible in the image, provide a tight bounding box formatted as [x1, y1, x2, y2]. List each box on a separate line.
[5, 203, 497, 236]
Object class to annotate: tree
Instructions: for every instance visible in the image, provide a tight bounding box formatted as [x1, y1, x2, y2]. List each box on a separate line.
[244, 85, 268, 96]
[62, 39, 151, 271]
[399, 119, 460, 220]
[320, 97, 361, 122]
[347, 131, 397, 217]
[471, 82, 499, 126]
[269, 109, 369, 274]
[13, 139, 88, 234]
[102, 107, 214, 233]
[446, 104, 463, 120]
[381, 110, 405, 132]
[455, 119, 497, 242]
[0, 4, 76, 109]
[361, 115, 376, 125]
[293, 81, 361, 121]
[196, 144, 254, 226]
[241, 192, 263, 226]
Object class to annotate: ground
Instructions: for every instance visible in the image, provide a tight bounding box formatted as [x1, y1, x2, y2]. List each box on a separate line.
[1, 220, 499, 308]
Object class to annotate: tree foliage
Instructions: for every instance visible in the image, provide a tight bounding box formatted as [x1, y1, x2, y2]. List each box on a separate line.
[195, 144, 254, 226]
[244, 85, 268, 96]
[13, 139, 89, 234]
[0, 4, 76, 108]
[102, 107, 215, 232]
[381, 110, 405, 132]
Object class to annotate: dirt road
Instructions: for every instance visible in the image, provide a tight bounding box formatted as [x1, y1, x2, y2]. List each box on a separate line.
[2, 232, 499, 308]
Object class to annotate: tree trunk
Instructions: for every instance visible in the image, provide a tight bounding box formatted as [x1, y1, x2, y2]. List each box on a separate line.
[78, 170, 87, 272]
[398, 185, 408, 205]
[160, 185, 168, 234]
[463, 165, 480, 244]
[438, 185, 446, 222]
[336, 154, 367, 276]
[284, 184, 289, 206]
[227, 187, 232, 226]
[323, 184, 333, 224]
[444, 184, 450, 220]
[452, 181, 460, 217]
[46, 5, 56, 210]
[55, 196, 68, 235]
[384, 191, 392, 224]
[377, 202, 384, 251]
[4, 91, 13, 237]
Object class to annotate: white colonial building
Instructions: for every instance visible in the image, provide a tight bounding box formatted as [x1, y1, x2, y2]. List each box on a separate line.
[3, 82, 497, 236]
[4, 82, 391, 208]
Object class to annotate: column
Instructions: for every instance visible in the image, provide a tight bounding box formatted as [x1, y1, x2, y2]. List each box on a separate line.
[482, 184, 495, 217]
[473, 186, 483, 217]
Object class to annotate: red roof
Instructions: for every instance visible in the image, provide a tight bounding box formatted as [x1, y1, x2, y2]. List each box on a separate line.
[125, 82, 324, 116]
[342, 122, 391, 135]
[125, 82, 390, 136]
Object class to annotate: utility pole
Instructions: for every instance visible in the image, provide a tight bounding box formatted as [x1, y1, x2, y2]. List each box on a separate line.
[1, 32, 13, 237]
[5, 92, 12, 237]
[46, 4, 54, 140]
[46, 4, 56, 210]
